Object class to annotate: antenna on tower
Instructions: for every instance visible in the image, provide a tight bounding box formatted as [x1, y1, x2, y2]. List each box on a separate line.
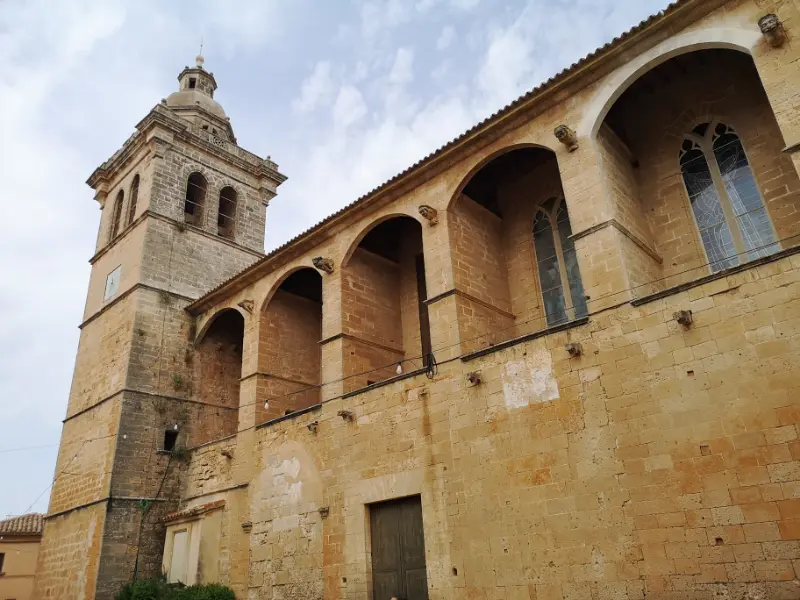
[196, 37, 205, 68]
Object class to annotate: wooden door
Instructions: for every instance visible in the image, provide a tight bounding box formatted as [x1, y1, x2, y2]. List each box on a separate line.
[370, 495, 428, 600]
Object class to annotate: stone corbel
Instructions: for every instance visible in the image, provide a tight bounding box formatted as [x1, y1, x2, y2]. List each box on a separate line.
[237, 300, 254, 314]
[759, 14, 786, 48]
[258, 186, 276, 207]
[554, 125, 579, 152]
[94, 188, 109, 209]
[313, 257, 334, 275]
[418, 205, 439, 226]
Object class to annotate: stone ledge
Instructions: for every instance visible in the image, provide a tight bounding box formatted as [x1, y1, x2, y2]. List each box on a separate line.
[341, 368, 428, 400]
[631, 245, 800, 307]
[461, 317, 590, 362]
[255, 403, 322, 430]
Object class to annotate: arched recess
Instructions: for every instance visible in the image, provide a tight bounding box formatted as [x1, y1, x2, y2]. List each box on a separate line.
[127, 174, 140, 226]
[110, 190, 124, 240]
[580, 27, 761, 139]
[341, 215, 430, 392]
[257, 268, 323, 423]
[192, 308, 244, 444]
[217, 186, 237, 238]
[595, 47, 800, 290]
[184, 172, 207, 226]
[447, 146, 584, 352]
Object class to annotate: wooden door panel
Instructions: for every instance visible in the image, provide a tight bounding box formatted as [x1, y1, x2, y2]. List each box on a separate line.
[405, 568, 429, 600]
[373, 572, 400, 600]
[370, 496, 428, 600]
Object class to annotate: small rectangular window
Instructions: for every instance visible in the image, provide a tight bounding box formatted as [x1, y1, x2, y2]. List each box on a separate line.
[104, 266, 121, 301]
[0, 551, 5, 573]
[188, 78, 196, 89]
[163, 429, 179, 452]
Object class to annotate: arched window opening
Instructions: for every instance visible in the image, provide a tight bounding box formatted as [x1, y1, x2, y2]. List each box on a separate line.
[533, 198, 588, 326]
[342, 216, 429, 392]
[110, 190, 124, 240]
[448, 147, 574, 351]
[598, 49, 798, 290]
[184, 172, 207, 226]
[680, 121, 778, 272]
[193, 309, 244, 445]
[127, 175, 140, 226]
[258, 268, 323, 422]
[217, 186, 237, 238]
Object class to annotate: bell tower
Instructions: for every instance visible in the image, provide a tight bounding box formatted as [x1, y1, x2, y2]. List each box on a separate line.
[35, 57, 286, 600]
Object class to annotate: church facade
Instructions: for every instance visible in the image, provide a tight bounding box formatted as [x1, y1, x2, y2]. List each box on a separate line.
[36, 1, 800, 599]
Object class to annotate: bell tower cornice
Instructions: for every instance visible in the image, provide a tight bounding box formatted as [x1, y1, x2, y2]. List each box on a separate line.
[87, 104, 286, 202]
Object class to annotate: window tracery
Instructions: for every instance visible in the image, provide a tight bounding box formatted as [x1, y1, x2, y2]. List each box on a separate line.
[680, 121, 778, 272]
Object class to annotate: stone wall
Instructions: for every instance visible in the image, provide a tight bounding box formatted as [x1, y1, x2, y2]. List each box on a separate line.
[184, 251, 800, 600]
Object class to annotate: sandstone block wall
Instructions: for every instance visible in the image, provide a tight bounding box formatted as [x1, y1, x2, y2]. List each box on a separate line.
[182, 251, 800, 600]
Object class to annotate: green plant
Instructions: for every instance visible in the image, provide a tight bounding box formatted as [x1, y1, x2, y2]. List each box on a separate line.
[114, 580, 235, 600]
[171, 445, 189, 461]
[171, 374, 184, 390]
[114, 577, 172, 600]
[176, 584, 235, 600]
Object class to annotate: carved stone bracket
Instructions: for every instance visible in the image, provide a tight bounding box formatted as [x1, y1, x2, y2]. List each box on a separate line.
[759, 14, 786, 48]
[418, 205, 439, 226]
[237, 299, 254, 314]
[554, 125, 579, 152]
[312, 257, 334, 275]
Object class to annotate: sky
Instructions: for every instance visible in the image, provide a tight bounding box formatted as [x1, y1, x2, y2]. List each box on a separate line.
[0, 0, 673, 518]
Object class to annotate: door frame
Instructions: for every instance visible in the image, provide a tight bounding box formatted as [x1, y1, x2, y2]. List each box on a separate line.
[344, 469, 435, 600]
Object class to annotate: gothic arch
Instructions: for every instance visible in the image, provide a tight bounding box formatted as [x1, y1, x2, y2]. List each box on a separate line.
[446, 142, 556, 211]
[341, 211, 425, 268]
[257, 264, 320, 315]
[194, 306, 247, 345]
[580, 27, 761, 139]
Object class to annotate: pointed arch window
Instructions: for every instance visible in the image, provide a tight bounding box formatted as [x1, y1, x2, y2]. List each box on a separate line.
[110, 190, 124, 240]
[127, 175, 140, 226]
[217, 186, 237, 238]
[532, 198, 588, 326]
[184, 172, 207, 226]
[680, 121, 779, 273]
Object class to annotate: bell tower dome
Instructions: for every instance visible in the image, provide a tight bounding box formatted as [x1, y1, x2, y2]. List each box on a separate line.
[165, 54, 236, 142]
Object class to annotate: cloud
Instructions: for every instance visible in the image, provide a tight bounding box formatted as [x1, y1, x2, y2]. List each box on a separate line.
[333, 85, 368, 128]
[293, 61, 335, 112]
[388, 47, 414, 84]
[436, 25, 456, 50]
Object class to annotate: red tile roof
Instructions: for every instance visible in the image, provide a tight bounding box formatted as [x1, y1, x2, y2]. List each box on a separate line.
[162, 500, 225, 523]
[0, 513, 44, 536]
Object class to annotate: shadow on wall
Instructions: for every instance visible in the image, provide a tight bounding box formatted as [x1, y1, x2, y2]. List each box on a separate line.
[257, 268, 323, 423]
[192, 308, 243, 445]
[341, 216, 431, 393]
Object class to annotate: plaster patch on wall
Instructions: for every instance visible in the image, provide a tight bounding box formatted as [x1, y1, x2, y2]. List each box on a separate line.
[502, 349, 559, 409]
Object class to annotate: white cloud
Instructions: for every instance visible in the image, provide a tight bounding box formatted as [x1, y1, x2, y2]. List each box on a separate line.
[333, 85, 368, 128]
[293, 61, 335, 112]
[388, 47, 414, 84]
[436, 25, 456, 50]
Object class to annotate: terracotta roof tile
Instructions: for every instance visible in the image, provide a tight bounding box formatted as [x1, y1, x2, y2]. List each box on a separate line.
[0, 513, 44, 536]
[162, 500, 225, 523]
[188, 0, 687, 311]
